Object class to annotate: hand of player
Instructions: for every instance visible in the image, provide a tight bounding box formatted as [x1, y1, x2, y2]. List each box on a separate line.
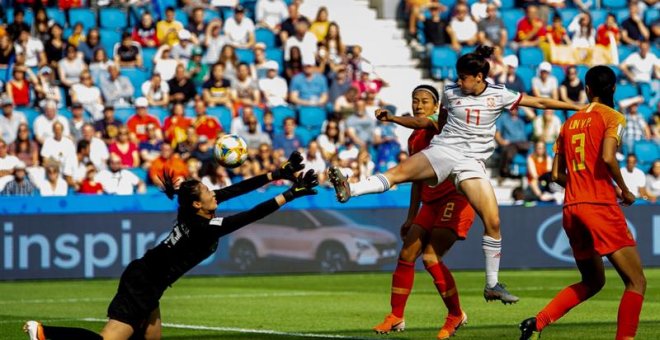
[400, 219, 413, 240]
[620, 190, 636, 206]
[272, 151, 305, 181]
[375, 108, 393, 122]
[284, 170, 319, 200]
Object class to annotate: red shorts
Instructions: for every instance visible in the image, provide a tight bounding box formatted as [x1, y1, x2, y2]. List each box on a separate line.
[563, 203, 636, 261]
[413, 197, 475, 239]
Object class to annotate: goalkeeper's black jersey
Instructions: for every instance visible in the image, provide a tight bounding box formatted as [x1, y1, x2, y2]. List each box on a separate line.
[139, 174, 281, 289]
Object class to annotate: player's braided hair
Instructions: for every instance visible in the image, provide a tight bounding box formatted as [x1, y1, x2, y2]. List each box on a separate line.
[160, 171, 203, 222]
[585, 65, 616, 108]
[456, 45, 495, 79]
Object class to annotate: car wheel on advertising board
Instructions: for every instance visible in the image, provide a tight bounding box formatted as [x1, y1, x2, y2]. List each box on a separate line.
[317, 243, 349, 273]
[231, 241, 258, 272]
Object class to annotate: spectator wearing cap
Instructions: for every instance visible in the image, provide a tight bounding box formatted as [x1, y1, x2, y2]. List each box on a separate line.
[256, 0, 289, 34]
[272, 117, 302, 156]
[133, 11, 159, 48]
[203, 19, 226, 65]
[163, 102, 192, 147]
[96, 154, 146, 195]
[224, 5, 256, 49]
[6, 66, 35, 107]
[621, 41, 660, 85]
[127, 97, 162, 143]
[621, 1, 650, 47]
[193, 99, 223, 140]
[171, 30, 195, 64]
[447, 3, 479, 52]
[187, 46, 209, 86]
[622, 99, 652, 153]
[289, 62, 328, 107]
[34, 66, 63, 109]
[169, 64, 198, 106]
[0, 97, 27, 145]
[95, 106, 123, 144]
[109, 125, 140, 168]
[187, 7, 208, 42]
[71, 70, 105, 120]
[231, 62, 262, 112]
[142, 72, 171, 107]
[38, 161, 68, 197]
[532, 61, 559, 100]
[33, 100, 71, 144]
[78, 28, 102, 64]
[514, 5, 546, 48]
[157, 6, 185, 46]
[0, 161, 36, 196]
[259, 61, 288, 107]
[68, 102, 90, 142]
[0, 138, 21, 191]
[498, 55, 526, 94]
[203, 63, 233, 109]
[279, 3, 308, 44]
[478, 4, 507, 49]
[114, 32, 144, 69]
[284, 17, 317, 66]
[99, 64, 135, 108]
[14, 28, 47, 68]
[41, 121, 76, 175]
[153, 45, 181, 81]
[423, 3, 449, 48]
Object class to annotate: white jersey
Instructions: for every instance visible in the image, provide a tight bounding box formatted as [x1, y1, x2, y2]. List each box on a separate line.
[430, 83, 522, 160]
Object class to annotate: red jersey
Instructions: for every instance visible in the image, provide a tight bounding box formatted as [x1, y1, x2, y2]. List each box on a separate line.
[194, 115, 223, 140]
[127, 113, 161, 142]
[555, 103, 626, 206]
[595, 24, 618, 46]
[408, 129, 462, 203]
[515, 17, 546, 42]
[164, 115, 192, 145]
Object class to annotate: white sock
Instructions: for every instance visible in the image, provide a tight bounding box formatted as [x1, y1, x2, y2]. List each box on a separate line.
[482, 235, 501, 288]
[350, 174, 391, 197]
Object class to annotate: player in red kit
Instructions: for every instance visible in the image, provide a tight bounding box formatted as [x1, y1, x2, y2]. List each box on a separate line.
[372, 85, 475, 339]
[520, 65, 646, 340]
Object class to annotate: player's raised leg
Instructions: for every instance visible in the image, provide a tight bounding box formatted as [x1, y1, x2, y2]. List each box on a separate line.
[459, 177, 518, 304]
[329, 152, 437, 203]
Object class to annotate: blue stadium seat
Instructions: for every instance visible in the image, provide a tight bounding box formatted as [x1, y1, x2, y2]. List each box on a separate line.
[271, 105, 296, 129]
[633, 141, 660, 172]
[515, 66, 535, 93]
[500, 0, 515, 9]
[430, 46, 458, 80]
[551, 65, 565, 85]
[559, 8, 580, 27]
[46, 8, 66, 27]
[602, 0, 627, 9]
[610, 65, 622, 80]
[58, 108, 72, 120]
[460, 45, 476, 56]
[141, 47, 157, 72]
[295, 126, 313, 147]
[235, 48, 255, 64]
[6, 8, 34, 25]
[502, 9, 524, 41]
[617, 45, 635, 63]
[613, 83, 638, 104]
[646, 9, 660, 26]
[121, 68, 149, 97]
[614, 9, 629, 24]
[21, 107, 41, 130]
[298, 106, 327, 129]
[114, 107, 136, 123]
[149, 107, 170, 125]
[265, 48, 284, 74]
[637, 104, 653, 122]
[100, 7, 128, 31]
[575, 65, 588, 83]
[129, 167, 148, 183]
[518, 47, 544, 67]
[207, 106, 233, 131]
[174, 9, 189, 27]
[256, 28, 276, 48]
[69, 8, 96, 31]
[100, 29, 122, 58]
[511, 153, 528, 177]
[204, 9, 221, 23]
[591, 9, 608, 29]
[639, 82, 652, 103]
[221, 7, 235, 21]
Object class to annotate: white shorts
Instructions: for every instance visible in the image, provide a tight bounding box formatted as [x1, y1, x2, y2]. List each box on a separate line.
[420, 144, 487, 187]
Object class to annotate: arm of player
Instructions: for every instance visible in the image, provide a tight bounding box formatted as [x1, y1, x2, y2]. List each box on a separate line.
[551, 153, 567, 188]
[213, 170, 319, 237]
[401, 181, 422, 239]
[375, 108, 439, 130]
[519, 93, 583, 112]
[602, 137, 635, 206]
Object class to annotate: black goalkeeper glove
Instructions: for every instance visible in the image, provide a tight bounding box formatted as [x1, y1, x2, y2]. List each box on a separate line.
[283, 169, 319, 202]
[272, 151, 305, 181]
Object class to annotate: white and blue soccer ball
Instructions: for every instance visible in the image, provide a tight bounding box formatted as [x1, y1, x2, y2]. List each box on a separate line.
[214, 134, 248, 168]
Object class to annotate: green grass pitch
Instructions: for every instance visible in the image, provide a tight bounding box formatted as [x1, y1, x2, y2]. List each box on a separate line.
[1, 268, 658, 339]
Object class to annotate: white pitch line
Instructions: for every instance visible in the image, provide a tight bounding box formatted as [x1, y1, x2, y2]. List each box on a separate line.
[80, 318, 375, 340]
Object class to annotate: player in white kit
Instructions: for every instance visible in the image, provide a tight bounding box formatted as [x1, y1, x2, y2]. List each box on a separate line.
[329, 46, 583, 303]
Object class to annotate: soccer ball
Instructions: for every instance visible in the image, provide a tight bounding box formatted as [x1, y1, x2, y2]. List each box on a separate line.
[214, 134, 248, 168]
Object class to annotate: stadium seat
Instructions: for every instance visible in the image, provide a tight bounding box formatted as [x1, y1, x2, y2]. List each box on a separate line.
[295, 126, 313, 147]
[639, 82, 652, 103]
[6, 8, 34, 25]
[610, 65, 622, 81]
[235, 48, 256, 64]
[100, 7, 128, 31]
[559, 8, 580, 28]
[637, 104, 653, 122]
[613, 83, 638, 104]
[265, 48, 284, 73]
[551, 65, 565, 85]
[256, 28, 276, 48]
[515, 66, 535, 93]
[602, 0, 627, 9]
[500, 0, 515, 9]
[149, 107, 170, 125]
[502, 9, 524, 41]
[46, 8, 66, 27]
[511, 154, 527, 177]
[129, 167, 148, 183]
[575, 65, 588, 83]
[204, 9, 221, 23]
[207, 106, 233, 131]
[100, 29, 122, 58]
[21, 107, 41, 129]
[646, 9, 660, 26]
[430, 46, 458, 80]
[460, 45, 476, 56]
[221, 7, 235, 21]
[298, 106, 327, 129]
[141, 47, 158, 72]
[271, 105, 296, 129]
[591, 9, 607, 29]
[633, 141, 660, 172]
[614, 9, 629, 24]
[69, 8, 96, 31]
[617, 45, 635, 63]
[174, 9, 189, 27]
[58, 108, 72, 120]
[114, 107, 136, 123]
[121, 68, 149, 97]
[518, 47, 544, 67]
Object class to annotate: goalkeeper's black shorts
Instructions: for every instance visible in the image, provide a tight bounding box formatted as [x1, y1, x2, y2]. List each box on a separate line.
[107, 259, 164, 332]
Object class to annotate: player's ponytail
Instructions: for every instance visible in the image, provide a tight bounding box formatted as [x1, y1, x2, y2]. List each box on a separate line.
[456, 45, 494, 79]
[160, 171, 203, 221]
[585, 65, 616, 108]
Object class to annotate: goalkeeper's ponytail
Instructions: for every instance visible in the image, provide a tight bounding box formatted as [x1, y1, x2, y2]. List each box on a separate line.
[159, 171, 203, 222]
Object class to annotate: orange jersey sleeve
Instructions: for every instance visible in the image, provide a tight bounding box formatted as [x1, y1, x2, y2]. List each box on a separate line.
[561, 103, 626, 206]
